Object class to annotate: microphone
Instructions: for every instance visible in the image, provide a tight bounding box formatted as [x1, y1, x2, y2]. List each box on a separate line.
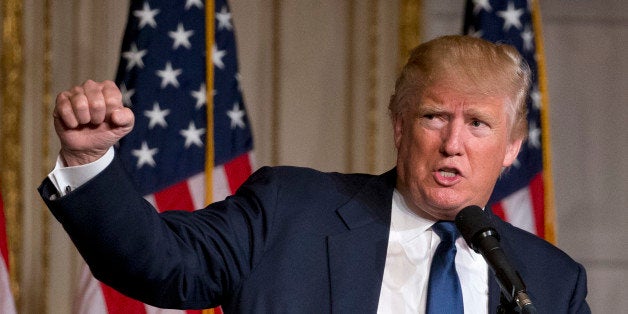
[455, 205, 537, 314]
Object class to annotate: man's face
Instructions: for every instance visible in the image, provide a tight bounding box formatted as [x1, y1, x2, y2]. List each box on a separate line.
[394, 83, 523, 221]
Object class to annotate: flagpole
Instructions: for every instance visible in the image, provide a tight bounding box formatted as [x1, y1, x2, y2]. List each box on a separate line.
[203, 0, 218, 308]
[531, 0, 556, 244]
[205, 0, 216, 207]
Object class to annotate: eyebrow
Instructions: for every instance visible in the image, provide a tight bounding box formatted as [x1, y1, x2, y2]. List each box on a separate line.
[416, 103, 502, 124]
[416, 103, 448, 114]
[463, 107, 503, 126]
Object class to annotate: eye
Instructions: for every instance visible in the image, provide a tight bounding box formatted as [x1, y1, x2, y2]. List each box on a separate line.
[471, 119, 486, 128]
[419, 112, 447, 130]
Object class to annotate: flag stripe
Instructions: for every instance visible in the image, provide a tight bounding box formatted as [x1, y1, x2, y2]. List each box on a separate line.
[529, 173, 545, 237]
[101, 283, 147, 314]
[75, 266, 108, 313]
[0, 192, 9, 269]
[187, 173, 208, 209]
[0, 255, 16, 314]
[491, 202, 507, 221]
[212, 166, 231, 203]
[502, 187, 536, 234]
[224, 153, 252, 193]
[154, 180, 197, 212]
[0, 187, 16, 314]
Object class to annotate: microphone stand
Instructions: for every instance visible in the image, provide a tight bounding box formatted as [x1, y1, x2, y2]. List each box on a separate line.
[497, 291, 538, 314]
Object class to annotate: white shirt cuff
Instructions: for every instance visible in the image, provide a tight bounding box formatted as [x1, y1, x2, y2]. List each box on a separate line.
[47, 147, 115, 197]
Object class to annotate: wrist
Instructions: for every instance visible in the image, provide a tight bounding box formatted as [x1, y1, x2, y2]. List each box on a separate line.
[60, 148, 108, 167]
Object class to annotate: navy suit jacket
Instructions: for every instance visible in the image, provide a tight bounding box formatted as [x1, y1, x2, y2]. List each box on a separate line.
[40, 157, 590, 313]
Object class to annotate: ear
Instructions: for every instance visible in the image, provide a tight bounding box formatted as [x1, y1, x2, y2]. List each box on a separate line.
[502, 137, 523, 167]
[393, 113, 404, 149]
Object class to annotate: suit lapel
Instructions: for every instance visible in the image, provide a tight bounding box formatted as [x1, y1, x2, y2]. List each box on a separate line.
[327, 169, 395, 313]
[486, 209, 523, 313]
[488, 273, 501, 313]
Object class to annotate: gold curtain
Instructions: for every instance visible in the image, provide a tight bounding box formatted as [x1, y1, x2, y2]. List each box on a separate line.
[1, 0, 24, 307]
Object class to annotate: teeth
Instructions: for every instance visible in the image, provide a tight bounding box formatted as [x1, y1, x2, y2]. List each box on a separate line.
[440, 170, 456, 178]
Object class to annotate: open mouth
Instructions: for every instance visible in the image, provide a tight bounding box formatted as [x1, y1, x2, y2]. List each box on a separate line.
[438, 168, 459, 177]
[434, 167, 462, 186]
[439, 170, 457, 177]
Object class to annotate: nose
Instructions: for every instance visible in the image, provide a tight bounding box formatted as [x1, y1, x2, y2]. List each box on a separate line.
[440, 120, 464, 157]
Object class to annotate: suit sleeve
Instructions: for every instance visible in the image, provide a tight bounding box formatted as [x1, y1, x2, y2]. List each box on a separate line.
[39, 157, 279, 309]
[570, 263, 591, 314]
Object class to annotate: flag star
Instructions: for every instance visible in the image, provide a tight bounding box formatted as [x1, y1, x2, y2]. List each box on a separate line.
[212, 45, 227, 70]
[180, 122, 206, 148]
[235, 73, 243, 91]
[132, 141, 159, 168]
[227, 103, 246, 129]
[144, 102, 171, 129]
[467, 25, 483, 38]
[191, 83, 207, 109]
[185, 0, 203, 10]
[120, 83, 135, 107]
[133, 1, 160, 29]
[497, 2, 524, 31]
[156, 62, 182, 88]
[521, 25, 534, 51]
[528, 122, 541, 149]
[512, 157, 521, 168]
[168, 23, 194, 50]
[122, 43, 147, 71]
[472, 0, 492, 14]
[530, 85, 541, 110]
[216, 6, 233, 31]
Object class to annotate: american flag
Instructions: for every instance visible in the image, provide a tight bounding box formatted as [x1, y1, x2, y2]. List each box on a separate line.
[464, 0, 554, 240]
[74, 0, 253, 313]
[0, 188, 17, 314]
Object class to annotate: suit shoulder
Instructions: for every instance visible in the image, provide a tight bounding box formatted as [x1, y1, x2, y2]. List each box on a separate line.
[493, 218, 590, 312]
[495, 218, 583, 271]
[245, 166, 377, 191]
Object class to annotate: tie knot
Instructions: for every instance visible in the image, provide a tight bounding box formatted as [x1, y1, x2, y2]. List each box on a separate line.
[432, 221, 459, 243]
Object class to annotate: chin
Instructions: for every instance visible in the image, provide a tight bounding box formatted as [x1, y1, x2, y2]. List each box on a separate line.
[425, 191, 469, 211]
[423, 206, 460, 221]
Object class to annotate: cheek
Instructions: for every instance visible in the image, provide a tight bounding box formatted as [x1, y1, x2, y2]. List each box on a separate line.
[471, 144, 509, 178]
[399, 131, 434, 162]
[398, 135, 439, 178]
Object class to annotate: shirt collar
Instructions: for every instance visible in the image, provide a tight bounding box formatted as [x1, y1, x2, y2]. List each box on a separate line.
[391, 189, 480, 261]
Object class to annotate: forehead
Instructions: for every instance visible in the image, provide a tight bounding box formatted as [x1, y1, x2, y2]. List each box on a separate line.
[416, 83, 509, 112]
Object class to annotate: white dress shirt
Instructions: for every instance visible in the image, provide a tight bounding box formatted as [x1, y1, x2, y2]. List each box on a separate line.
[48, 147, 115, 197]
[48, 149, 489, 313]
[377, 190, 489, 313]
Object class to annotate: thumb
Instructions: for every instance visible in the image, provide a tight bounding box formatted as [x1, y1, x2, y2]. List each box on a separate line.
[110, 107, 135, 132]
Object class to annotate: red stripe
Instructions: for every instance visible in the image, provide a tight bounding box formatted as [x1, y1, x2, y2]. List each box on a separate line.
[529, 173, 545, 238]
[224, 153, 252, 193]
[154, 180, 196, 212]
[0, 190, 9, 269]
[101, 283, 146, 314]
[491, 202, 507, 221]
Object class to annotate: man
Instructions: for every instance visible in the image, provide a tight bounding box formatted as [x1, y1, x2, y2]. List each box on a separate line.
[40, 36, 590, 313]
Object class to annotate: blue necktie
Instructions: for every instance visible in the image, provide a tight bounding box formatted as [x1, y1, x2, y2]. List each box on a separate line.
[426, 221, 464, 314]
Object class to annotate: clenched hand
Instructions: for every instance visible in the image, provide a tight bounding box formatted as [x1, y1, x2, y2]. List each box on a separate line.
[54, 80, 135, 166]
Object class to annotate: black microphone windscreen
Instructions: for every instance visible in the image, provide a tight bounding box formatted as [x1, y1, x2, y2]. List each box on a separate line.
[454, 205, 497, 248]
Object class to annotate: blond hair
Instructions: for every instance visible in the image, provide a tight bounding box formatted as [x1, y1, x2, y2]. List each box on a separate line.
[389, 35, 531, 140]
